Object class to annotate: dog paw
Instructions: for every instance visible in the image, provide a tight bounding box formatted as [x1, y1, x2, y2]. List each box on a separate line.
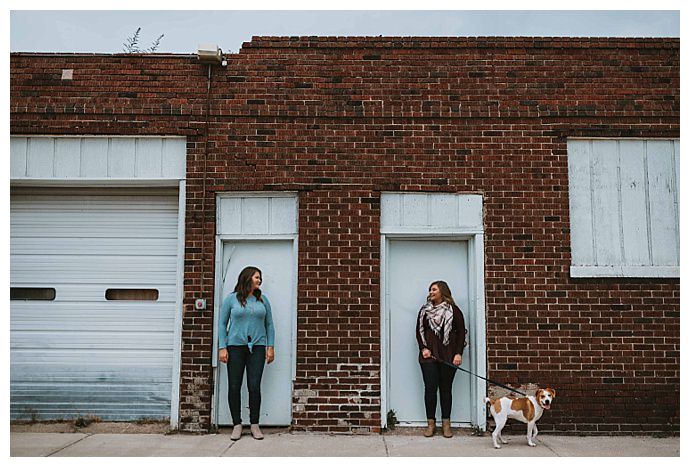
[528, 441, 536, 447]
[493, 445, 501, 449]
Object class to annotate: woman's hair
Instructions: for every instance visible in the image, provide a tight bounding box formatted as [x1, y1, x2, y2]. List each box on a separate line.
[233, 266, 263, 306]
[428, 280, 456, 307]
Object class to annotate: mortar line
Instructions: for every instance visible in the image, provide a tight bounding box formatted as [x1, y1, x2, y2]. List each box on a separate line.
[46, 433, 94, 457]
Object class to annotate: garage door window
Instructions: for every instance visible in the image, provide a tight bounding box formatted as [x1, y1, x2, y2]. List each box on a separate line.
[105, 289, 159, 301]
[10, 287, 56, 300]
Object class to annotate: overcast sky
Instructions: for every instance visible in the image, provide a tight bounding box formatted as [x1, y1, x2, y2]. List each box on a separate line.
[10, 9, 680, 55]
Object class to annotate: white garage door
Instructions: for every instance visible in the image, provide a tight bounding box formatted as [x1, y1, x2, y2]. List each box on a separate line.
[387, 239, 472, 425]
[10, 187, 180, 421]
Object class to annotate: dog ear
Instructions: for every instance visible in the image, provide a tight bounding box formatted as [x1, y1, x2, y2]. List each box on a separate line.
[549, 388, 556, 398]
[535, 388, 543, 398]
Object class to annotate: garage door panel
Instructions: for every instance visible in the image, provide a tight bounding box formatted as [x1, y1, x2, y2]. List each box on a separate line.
[9, 284, 177, 302]
[11, 366, 172, 420]
[11, 237, 179, 255]
[11, 331, 176, 349]
[11, 349, 174, 365]
[10, 188, 179, 421]
[11, 255, 177, 283]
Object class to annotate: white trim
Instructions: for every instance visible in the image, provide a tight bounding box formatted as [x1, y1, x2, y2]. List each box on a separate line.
[217, 234, 297, 241]
[11, 135, 186, 139]
[567, 137, 681, 141]
[217, 191, 298, 199]
[381, 228, 484, 236]
[169, 179, 186, 430]
[471, 234, 488, 430]
[211, 236, 223, 427]
[10, 178, 183, 187]
[570, 265, 679, 278]
[379, 236, 389, 429]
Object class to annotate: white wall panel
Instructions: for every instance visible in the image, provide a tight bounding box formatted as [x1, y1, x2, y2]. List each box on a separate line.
[10, 137, 186, 181]
[402, 193, 428, 226]
[54, 138, 81, 178]
[381, 193, 483, 233]
[619, 141, 650, 265]
[567, 141, 595, 265]
[242, 198, 270, 234]
[81, 139, 109, 177]
[26, 138, 54, 178]
[647, 140, 678, 266]
[10, 137, 27, 178]
[271, 196, 298, 234]
[137, 138, 164, 178]
[429, 194, 459, 226]
[109, 138, 136, 178]
[217, 194, 298, 236]
[591, 140, 622, 265]
[568, 139, 679, 277]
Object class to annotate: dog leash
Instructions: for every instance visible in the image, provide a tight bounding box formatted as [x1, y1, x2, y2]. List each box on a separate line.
[431, 356, 529, 397]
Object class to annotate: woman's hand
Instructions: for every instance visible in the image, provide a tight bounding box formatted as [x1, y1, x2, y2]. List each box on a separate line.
[421, 348, 432, 359]
[453, 354, 462, 367]
[266, 346, 275, 364]
[219, 348, 228, 364]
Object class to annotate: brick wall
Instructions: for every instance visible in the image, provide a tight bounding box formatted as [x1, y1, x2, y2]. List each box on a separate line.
[10, 37, 680, 434]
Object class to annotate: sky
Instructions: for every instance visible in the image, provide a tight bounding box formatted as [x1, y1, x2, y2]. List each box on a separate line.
[9, 7, 681, 55]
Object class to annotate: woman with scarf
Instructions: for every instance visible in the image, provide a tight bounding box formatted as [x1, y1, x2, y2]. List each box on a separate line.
[416, 280, 467, 438]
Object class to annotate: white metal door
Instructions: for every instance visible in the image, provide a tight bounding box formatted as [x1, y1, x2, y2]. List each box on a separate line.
[10, 188, 179, 421]
[217, 240, 294, 425]
[387, 239, 471, 424]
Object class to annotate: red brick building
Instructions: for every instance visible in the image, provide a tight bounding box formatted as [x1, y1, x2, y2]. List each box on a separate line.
[10, 37, 679, 435]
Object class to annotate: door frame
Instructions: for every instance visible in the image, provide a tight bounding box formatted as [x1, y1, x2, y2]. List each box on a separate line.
[380, 232, 487, 430]
[210, 192, 299, 427]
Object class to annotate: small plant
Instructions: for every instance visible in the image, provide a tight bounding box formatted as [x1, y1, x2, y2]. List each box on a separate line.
[74, 414, 101, 428]
[123, 27, 165, 53]
[386, 409, 399, 429]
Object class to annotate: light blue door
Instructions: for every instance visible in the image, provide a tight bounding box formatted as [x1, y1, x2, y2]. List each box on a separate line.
[387, 239, 471, 424]
[217, 240, 294, 425]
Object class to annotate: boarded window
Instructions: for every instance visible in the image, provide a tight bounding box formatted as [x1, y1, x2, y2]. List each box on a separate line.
[105, 289, 159, 301]
[11, 288, 56, 300]
[567, 139, 679, 277]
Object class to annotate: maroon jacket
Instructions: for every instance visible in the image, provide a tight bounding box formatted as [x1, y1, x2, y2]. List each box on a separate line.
[416, 303, 467, 364]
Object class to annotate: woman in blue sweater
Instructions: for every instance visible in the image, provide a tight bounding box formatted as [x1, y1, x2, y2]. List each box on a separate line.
[218, 266, 275, 440]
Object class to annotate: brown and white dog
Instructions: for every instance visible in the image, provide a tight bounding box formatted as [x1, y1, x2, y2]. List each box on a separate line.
[485, 388, 556, 448]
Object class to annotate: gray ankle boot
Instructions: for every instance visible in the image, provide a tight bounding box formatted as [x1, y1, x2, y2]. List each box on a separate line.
[230, 424, 242, 441]
[250, 424, 264, 440]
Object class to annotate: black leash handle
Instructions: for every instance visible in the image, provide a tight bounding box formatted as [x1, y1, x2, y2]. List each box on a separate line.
[431, 356, 529, 397]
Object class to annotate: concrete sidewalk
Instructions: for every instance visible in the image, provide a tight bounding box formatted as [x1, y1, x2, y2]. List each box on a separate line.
[10, 431, 680, 457]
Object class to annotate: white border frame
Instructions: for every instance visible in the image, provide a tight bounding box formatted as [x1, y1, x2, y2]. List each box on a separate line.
[380, 231, 487, 431]
[210, 192, 299, 427]
[169, 179, 186, 430]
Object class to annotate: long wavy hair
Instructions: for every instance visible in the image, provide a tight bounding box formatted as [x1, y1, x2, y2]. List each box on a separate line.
[428, 280, 457, 307]
[233, 266, 264, 306]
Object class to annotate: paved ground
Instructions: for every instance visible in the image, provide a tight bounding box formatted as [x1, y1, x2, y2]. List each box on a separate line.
[10, 426, 680, 457]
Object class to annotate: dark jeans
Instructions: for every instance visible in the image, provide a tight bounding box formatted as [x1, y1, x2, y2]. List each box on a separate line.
[420, 361, 457, 420]
[226, 345, 265, 425]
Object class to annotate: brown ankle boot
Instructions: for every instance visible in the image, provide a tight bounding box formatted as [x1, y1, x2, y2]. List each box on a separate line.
[442, 419, 452, 438]
[424, 419, 435, 437]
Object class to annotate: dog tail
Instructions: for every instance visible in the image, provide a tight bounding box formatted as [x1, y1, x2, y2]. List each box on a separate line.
[484, 397, 492, 404]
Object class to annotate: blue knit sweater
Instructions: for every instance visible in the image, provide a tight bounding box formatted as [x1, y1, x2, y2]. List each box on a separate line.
[218, 292, 275, 351]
